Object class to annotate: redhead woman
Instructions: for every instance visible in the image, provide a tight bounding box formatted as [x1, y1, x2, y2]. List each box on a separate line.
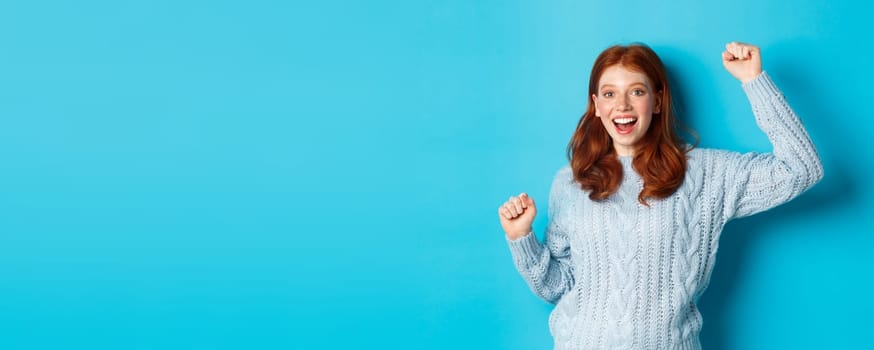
[497, 42, 823, 349]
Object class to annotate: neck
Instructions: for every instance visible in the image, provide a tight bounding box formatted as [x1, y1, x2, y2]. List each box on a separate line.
[613, 145, 635, 157]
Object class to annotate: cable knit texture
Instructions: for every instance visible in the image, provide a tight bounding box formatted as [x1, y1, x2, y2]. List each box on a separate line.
[506, 72, 823, 350]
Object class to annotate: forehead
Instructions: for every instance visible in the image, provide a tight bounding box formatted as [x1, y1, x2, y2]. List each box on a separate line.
[598, 65, 652, 88]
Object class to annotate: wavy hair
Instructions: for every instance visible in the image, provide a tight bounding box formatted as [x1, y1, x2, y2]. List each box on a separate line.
[567, 44, 696, 205]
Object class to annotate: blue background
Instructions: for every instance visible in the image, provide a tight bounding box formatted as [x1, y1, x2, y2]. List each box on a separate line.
[1, 0, 871, 349]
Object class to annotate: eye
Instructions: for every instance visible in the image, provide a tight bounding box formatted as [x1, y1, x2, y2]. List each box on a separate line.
[631, 89, 646, 96]
[602, 91, 614, 98]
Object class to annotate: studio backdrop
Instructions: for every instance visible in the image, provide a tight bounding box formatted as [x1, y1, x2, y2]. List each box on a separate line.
[1, 0, 871, 349]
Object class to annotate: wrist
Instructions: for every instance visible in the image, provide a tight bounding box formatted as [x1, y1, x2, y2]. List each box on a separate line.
[740, 70, 763, 84]
[507, 228, 533, 240]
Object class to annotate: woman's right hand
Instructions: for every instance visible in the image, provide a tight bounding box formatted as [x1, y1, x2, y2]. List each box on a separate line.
[498, 193, 537, 240]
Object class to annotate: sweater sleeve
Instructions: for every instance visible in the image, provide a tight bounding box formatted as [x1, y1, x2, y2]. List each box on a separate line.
[505, 167, 575, 304]
[719, 71, 824, 220]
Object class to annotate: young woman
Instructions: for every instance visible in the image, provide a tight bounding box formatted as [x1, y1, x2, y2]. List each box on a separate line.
[497, 42, 823, 349]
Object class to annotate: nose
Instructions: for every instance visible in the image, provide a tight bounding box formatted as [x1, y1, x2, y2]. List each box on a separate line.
[615, 95, 631, 111]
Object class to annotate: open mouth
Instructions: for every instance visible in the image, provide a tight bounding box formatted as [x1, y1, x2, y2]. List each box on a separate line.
[612, 117, 637, 134]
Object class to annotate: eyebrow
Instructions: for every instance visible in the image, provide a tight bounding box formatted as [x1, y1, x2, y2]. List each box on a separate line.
[599, 82, 648, 90]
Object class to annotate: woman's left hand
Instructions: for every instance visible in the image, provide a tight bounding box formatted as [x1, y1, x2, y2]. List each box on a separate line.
[722, 42, 762, 83]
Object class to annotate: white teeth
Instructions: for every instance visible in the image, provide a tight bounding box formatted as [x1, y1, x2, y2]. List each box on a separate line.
[613, 117, 637, 124]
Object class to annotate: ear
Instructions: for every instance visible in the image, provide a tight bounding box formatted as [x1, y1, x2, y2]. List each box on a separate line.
[653, 91, 663, 114]
[592, 94, 601, 117]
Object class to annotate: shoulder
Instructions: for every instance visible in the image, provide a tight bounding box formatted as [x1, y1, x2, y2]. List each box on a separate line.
[686, 147, 745, 167]
[551, 165, 575, 188]
[547, 165, 577, 213]
[554, 164, 573, 179]
[686, 147, 763, 182]
[547, 165, 578, 199]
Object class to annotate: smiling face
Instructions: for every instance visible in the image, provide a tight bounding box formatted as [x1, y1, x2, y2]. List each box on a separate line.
[592, 64, 662, 156]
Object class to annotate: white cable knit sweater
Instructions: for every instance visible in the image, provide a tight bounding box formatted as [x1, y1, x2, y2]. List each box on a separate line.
[506, 72, 823, 349]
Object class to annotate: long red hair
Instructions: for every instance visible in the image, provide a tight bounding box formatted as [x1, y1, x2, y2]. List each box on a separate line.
[567, 44, 695, 205]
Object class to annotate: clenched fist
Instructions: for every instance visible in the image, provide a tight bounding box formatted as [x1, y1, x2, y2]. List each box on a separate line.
[722, 42, 763, 83]
[498, 193, 537, 240]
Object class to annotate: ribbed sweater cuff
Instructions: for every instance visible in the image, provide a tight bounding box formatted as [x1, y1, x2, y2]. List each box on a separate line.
[742, 71, 779, 103]
[506, 230, 543, 268]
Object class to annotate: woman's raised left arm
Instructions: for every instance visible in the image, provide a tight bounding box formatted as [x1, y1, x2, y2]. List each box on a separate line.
[718, 42, 824, 219]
